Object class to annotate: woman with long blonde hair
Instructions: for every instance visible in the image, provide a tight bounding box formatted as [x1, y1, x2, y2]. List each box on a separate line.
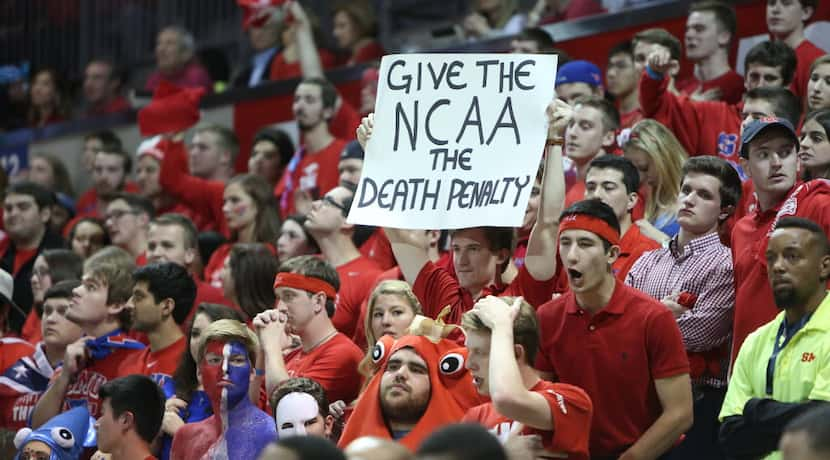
[623, 119, 688, 241]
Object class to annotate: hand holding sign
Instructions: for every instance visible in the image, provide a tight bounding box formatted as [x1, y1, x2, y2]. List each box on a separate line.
[348, 54, 557, 230]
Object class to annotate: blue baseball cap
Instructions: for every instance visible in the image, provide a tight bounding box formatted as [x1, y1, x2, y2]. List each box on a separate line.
[740, 117, 799, 158]
[555, 60, 602, 88]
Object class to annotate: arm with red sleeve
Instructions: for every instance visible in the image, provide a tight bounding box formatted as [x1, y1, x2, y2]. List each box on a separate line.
[157, 138, 227, 235]
[620, 309, 693, 460]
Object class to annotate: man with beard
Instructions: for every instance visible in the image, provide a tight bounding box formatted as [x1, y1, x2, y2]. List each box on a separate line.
[719, 217, 830, 460]
[337, 330, 481, 451]
[275, 77, 349, 217]
[170, 319, 275, 460]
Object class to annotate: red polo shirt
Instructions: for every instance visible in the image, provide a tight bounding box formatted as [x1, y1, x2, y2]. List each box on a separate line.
[612, 224, 660, 281]
[462, 380, 593, 459]
[141, 336, 187, 384]
[535, 281, 689, 458]
[730, 181, 830, 364]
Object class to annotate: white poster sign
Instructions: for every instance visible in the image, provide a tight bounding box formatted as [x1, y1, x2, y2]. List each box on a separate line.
[348, 53, 557, 229]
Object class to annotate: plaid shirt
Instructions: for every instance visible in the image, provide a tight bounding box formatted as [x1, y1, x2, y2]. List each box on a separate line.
[625, 232, 734, 388]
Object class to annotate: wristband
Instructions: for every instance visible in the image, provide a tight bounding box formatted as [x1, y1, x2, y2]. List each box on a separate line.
[546, 137, 564, 146]
[645, 65, 665, 81]
[255, 368, 265, 376]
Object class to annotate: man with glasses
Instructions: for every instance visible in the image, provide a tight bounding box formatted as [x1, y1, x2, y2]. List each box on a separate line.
[731, 118, 830, 366]
[1, 182, 64, 333]
[103, 193, 154, 266]
[304, 185, 382, 338]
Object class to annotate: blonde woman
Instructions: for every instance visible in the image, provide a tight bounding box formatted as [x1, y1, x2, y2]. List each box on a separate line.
[624, 119, 688, 243]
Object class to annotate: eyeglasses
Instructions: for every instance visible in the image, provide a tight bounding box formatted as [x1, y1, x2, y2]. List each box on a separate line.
[321, 195, 348, 217]
[105, 209, 136, 221]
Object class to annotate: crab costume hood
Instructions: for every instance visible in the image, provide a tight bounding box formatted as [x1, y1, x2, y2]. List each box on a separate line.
[338, 311, 481, 451]
[14, 406, 96, 460]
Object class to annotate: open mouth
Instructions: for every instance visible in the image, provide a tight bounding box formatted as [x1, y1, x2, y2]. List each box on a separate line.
[567, 268, 583, 281]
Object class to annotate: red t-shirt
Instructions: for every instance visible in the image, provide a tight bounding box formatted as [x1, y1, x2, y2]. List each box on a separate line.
[55, 336, 148, 418]
[639, 72, 745, 178]
[275, 138, 348, 217]
[141, 336, 186, 385]
[186, 279, 235, 325]
[333, 256, 383, 339]
[535, 281, 690, 458]
[359, 228, 397, 271]
[539, 0, 605, 22]
[612, 224, 660, 281]
[329, 103, 361, 143]
[676, 70, 746, 105]
[12, 247, 38, 276]
[204, 243, 233, 290]
[791, 40, 826, 103]
[145, 60, 213, 94]
[564, 181, 586, 208]
[284, 332, 363, 404]
[730, 181, 830, 364]
[347, 41, 385, 66]
[462, 380, 593, 459]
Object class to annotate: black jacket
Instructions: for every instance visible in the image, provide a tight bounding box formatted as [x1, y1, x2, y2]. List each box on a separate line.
[0, 230, 65, 333]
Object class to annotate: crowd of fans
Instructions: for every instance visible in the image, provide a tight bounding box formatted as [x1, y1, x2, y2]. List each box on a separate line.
[2, 0, 830, 459]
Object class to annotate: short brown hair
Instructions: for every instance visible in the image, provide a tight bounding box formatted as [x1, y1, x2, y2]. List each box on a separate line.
[197, 319, 259, 364]
[689, 1, 736, 39]
[681, 156, 742, 212]
[461, 297, 540, 364]
[278, 255, 340, 317]
[633, 28, 682, 61]
[574, 96, 621, 132]
[192, 123, 240, 163]
[84, 249, 135, 327]
[333, 0, 377, 40]
[270, 377, 328, 418]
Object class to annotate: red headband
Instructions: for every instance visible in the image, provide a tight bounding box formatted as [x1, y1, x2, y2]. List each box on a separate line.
[273, 272, 337, 299]
[559, 214, 620, 246]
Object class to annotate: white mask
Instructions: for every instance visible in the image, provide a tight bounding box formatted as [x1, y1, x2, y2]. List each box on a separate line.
[275, 392, 321, 438]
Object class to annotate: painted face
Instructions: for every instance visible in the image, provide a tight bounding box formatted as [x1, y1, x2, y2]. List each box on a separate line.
[3, 193, 47, 242]
[379, 348, 431, 425]
[189, 131, 227, 179]
[556, 82, 597, 105]
[685, 11, 724, 61]
[677, 172, 724, 235]
[41, 296, 84, 349]
[30, 255, 51, 304]
[766, 0, 810, 38]
[566, 106, 611, 163]
[275, 392, 327, 438]
[766, 227, 830, 309]
[104, 199, 143, 247]
[277, 220, 313, 262]
[464, 330, 492, 396]
[189, 313, 211, 362]
[745, 64, 785, 91]
[807, 63, 830, 111]
[451, 228, 502, 297]
[584, 167, 635, 223]
[136, 155, 161, 198]
[147, 223, 194, 267]
[248, 140, 283, 186]
[93, 152, 126, 195]
[222, 183, 258, 232]
[559, 229, 617, 293]
[200, 340, 252, 413]
[606, 53, 638, 99]
[623, 147, 657, 188]
[742, 128, 798, 198]
[799, 118, 830, 173]
[71, 221, 106, 259]
[370, 294, 417, 340]
[68, 274, 110, 327]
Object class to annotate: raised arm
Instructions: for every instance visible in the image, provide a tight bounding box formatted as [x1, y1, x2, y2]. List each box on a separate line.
[253, 309, 291, 396]
[288, 1, 324, 79]
[524, 100, 569, 281]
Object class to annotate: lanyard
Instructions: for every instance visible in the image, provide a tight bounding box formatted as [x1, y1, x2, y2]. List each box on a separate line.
[765, 313, 812, 395]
